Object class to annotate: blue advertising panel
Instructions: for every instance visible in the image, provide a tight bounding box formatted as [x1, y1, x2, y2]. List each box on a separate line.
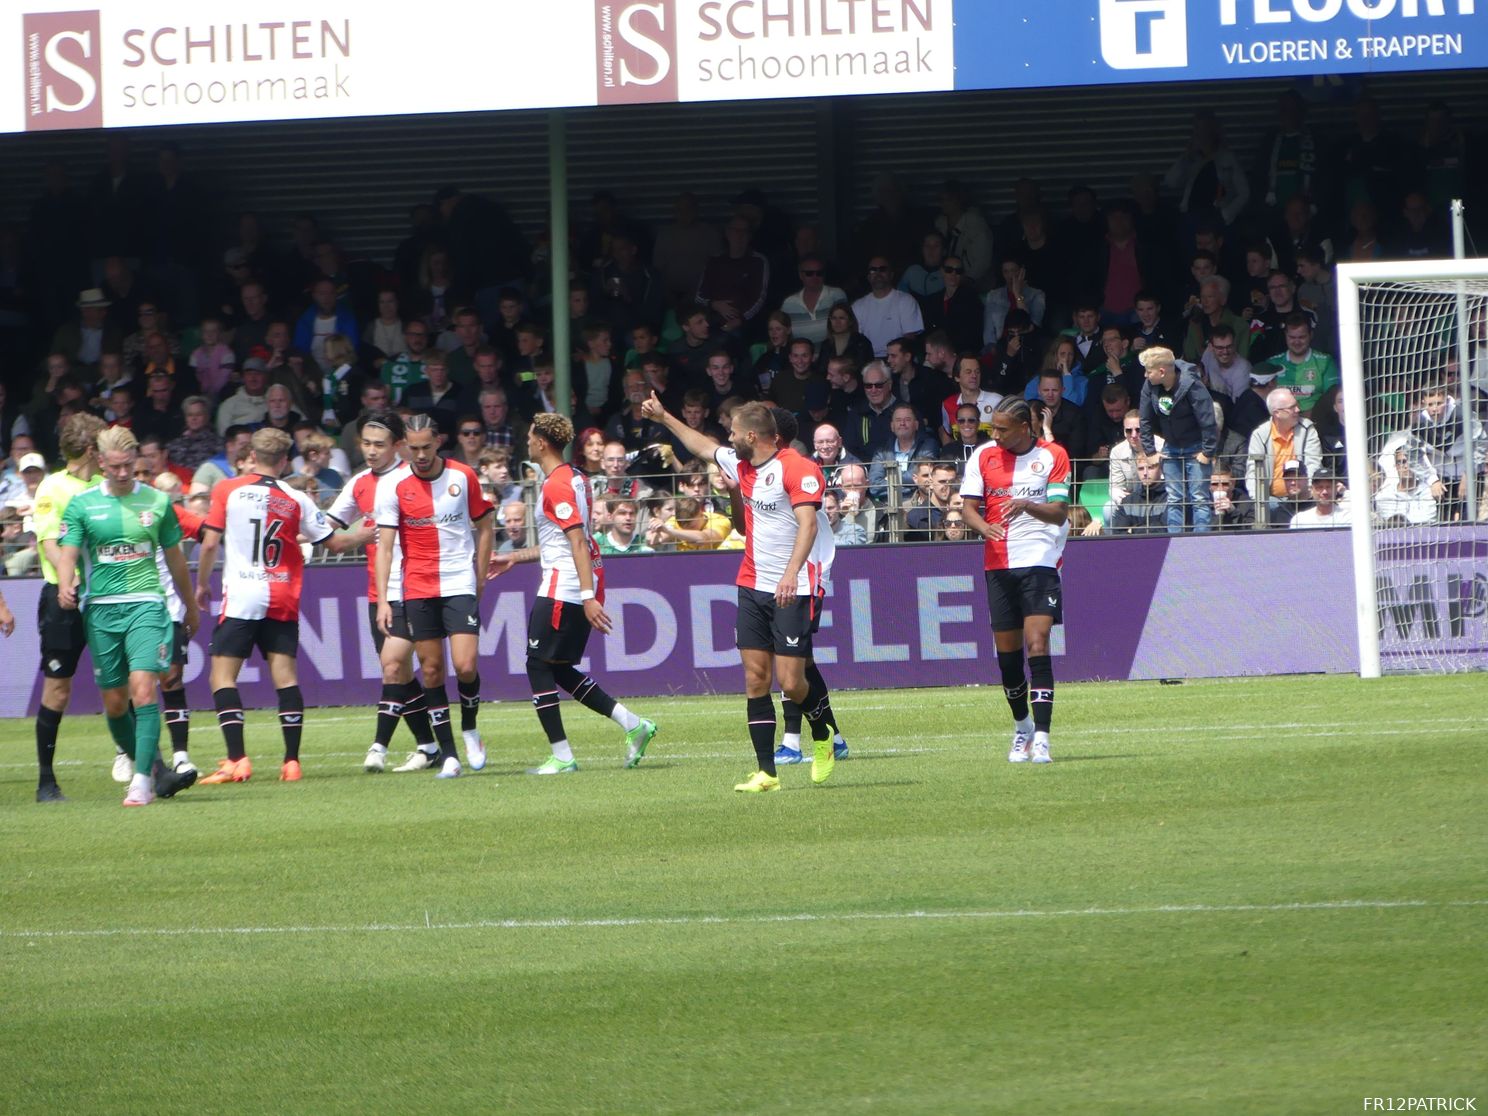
[952, 0, 1487, 90]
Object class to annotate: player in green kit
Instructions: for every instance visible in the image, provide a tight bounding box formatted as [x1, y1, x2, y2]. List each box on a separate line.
[55, 427, 201, 807]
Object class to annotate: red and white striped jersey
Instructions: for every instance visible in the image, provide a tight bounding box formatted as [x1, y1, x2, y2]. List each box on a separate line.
[960, 439, 1072, 571]
[941, 390, 1004, 435]
[374, 459, 491, 601]
[713, 446, 824, 595]
[536, 463, 603, 605]
[205, 473, 333, 621]
[327, 463, 409, 604]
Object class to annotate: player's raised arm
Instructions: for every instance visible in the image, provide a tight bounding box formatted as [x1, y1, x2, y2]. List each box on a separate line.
[640, 391, 723, 464]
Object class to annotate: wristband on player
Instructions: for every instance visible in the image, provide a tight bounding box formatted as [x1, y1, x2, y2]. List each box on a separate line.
[580, 589, 596, 601]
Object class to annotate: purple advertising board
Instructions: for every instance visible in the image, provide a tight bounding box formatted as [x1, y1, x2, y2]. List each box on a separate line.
[0, 531, 1367, 718]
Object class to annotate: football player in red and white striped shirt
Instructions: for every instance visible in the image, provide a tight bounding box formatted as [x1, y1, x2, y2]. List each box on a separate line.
[374, 414, 494, 779]
[642, 393, 836, 794]
[193, 428, 369, 784]
[489, 413, 657, 774]
[324, 410, 438, 774]
[959, 396, 1072, 765]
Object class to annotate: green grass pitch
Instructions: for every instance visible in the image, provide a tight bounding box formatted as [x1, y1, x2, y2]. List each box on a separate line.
[1, 675, 1484, 1114]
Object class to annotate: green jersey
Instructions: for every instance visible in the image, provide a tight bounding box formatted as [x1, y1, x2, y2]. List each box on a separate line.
[33, 467, 103, 584]
[60, 483, 182, 606]
[381, 354, 427, 401]
[1262, 349, 1340, 412]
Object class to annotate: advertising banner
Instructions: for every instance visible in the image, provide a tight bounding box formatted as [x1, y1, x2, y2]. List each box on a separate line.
[0, 531, 1363, 718]
[6, 2, 1482, 134]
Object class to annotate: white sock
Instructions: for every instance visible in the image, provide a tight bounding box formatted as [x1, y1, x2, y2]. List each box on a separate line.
[368, 743, 387, 755]
[551, 739, 574, 762]
[128, 772, 151, 794]
[1016, 717, 1035, 735]
[172, 750, 191, 767]
[782, 732, 802, 751]
[833, 733, 846, 747]
[609, 703, 641, 733]
[419, 743, 439, 756]
[1033, 730, 1050, 745]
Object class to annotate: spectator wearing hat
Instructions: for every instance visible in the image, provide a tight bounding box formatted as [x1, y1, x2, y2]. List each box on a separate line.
[0, 439, 43, 508]
[1289, 468, 1351, 529]
[1245, 387, 1322, 521]
[216, 359, 270, 433]
[50, 288, 122, 373]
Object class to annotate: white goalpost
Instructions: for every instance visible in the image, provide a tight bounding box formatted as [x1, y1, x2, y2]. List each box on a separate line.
[1336, 256, 1488, 678]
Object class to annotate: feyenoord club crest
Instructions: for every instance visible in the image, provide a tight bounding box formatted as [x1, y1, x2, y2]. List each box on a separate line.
[448, 483, 462, 497]
[1030, 460, 1046, 475]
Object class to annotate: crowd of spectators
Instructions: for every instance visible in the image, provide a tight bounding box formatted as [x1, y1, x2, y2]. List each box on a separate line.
[0, 92, 1483, 569]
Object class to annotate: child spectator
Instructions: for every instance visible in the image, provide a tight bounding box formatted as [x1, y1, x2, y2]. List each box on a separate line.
[189, 317, 235, 398]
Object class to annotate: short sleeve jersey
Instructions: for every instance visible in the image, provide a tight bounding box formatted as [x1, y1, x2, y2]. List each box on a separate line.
[60, 483, 182, 606]
[327, 463, 409, 603]
[204, 473, 334, 621]
[960, 439, 1072, 571]
[712, 445, 825, 595]
[158, 504, 204, 622]
[536, 463, 602, 605]
[374, 459, 492, 601]
[941, 390, 1004, 436]
[33, 468, 103, 584]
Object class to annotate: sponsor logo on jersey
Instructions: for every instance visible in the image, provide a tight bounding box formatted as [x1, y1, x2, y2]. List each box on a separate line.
[785, 636, 799, 647]
[800, 475, 821, 495]
[554, 501, 574, 519]
[1157, 396, 1175, 415]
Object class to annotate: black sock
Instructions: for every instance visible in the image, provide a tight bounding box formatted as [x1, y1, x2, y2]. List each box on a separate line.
[36, 704, 63, 784]
[276, 686, 304, 762]
[799, 673, 832, 742]
[161, 689, 190, 754]
[374, 683, 404, 747]
[747, 695, 777, 776]
[527, 660, 567, 744]
[804, 662, 837, 735]
[552, 662, 617, 718]
[780, 694, 803, 736]
[399, 682, 434, 746]
[422, 684, 457, 762]
[457, 675, 481, 733]
[997, 648, 1030, 722]
[213, 688, 246, 761]
[1028, 654, 1054, 734]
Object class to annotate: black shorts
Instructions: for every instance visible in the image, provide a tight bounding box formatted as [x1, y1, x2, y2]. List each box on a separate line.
[38, 582, 86, 679]
[984, 567, 1063, 632]
[736, 587, 813, 658]
[367, 600, 412, 655]
[810, 589, 826, 636]
[209, 616, 300, 660]
[527, 596, 592, 663]
[171, 621, 189, 667]
[403, 594, 480, 642]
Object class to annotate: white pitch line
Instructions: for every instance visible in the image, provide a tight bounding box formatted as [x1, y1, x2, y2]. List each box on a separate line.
[2, 897, 1483, 942]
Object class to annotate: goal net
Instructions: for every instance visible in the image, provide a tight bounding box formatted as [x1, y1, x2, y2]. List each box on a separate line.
[1337, 260, 1488, 677]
